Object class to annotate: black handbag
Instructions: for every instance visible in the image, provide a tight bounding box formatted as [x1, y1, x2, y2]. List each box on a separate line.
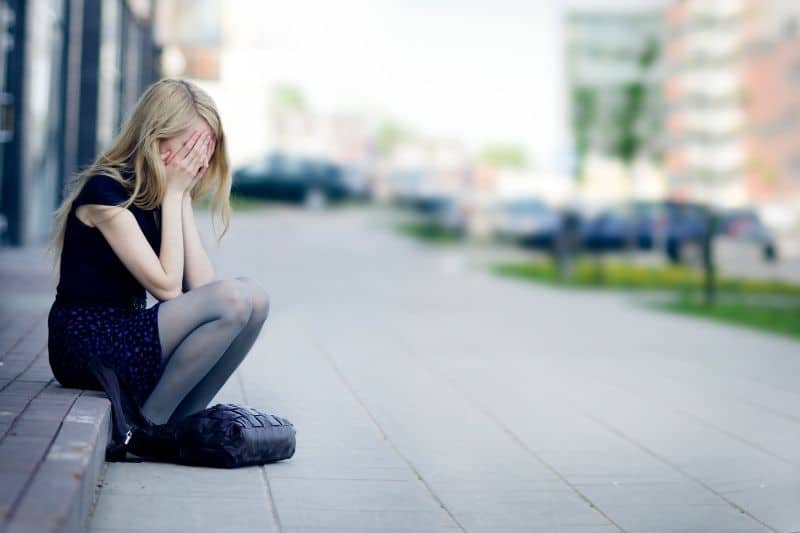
[86, 355, 296, 468]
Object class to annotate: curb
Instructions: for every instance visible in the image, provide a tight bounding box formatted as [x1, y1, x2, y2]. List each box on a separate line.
[4, 390, 110, 533]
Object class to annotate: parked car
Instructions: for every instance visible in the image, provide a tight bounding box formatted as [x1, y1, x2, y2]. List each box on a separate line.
[233, 153, 351, 207]
[583, 200, 709, 263]
[386, 169, 433, 207]
[339, 166, 372, 201]
[419, 195, 466, 235]
[491, 197, 564, 249]
[715, 207, 778, 261]
[582, 202, 659, 252]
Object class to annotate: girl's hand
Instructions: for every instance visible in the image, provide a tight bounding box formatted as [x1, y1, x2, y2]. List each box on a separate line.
[161, 131, 212, 194]
[192, 133, 216, 183]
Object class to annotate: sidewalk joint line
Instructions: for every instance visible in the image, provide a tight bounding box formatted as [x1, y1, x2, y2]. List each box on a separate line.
[0, 316, 48, 393]
[576, 367, 800, 480]
[580, 410, 779, 533]
[295, 316, 468, 533]
[382, 323, 629, 533]
[601, 365, 800, 464]
[236, 369, 283, 533]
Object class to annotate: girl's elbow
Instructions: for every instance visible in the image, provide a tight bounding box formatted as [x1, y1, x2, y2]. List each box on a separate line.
[164, 288, 183, 300]
[152, 283, 183, 301]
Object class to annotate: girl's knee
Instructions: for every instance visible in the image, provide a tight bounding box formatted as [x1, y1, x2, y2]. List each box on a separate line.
[211, 279, 253, 325]
[235, 276, 270, 324]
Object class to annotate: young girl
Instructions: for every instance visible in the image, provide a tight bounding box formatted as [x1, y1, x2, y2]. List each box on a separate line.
[47, 78, 269, 426]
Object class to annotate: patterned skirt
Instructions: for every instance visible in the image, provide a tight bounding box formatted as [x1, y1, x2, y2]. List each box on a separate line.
[47, 299, 165, 409]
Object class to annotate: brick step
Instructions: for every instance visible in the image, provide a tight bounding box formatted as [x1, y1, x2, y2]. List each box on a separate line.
[1, 307, 111, 533]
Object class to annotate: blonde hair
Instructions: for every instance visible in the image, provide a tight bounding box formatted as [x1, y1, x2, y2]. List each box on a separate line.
[47, 78, 232, 277]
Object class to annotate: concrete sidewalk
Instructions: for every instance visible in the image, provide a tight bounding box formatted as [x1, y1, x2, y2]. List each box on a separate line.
[57, 204, 800, 532]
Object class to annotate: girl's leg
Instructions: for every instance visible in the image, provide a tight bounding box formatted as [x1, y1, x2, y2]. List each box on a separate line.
[165, 276, 270, 423]
[140, 279, 253, 425]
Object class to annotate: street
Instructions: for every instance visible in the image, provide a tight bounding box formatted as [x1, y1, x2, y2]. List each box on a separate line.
[88, 204, 800, 533]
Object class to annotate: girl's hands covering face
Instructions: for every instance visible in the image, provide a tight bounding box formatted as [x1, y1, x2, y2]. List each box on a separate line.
[159, 119, 216, 193]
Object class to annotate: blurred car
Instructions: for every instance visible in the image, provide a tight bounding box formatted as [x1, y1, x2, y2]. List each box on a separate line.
[583, 200, 709, 263]
[386, 169, 432, 207]
[419, 195, 466, 235]
[232, 152, 351, 207]
[716, 208, 778, 261]
[582, 203, 656, 252]
[339, 166, 372, 201]
[491, 197, 564, 249]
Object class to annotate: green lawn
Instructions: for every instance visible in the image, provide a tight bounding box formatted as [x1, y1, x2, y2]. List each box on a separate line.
[658, 295, 800, 339]
[491, 257, 800, 339]
[491, 257, 800, 296]
[393, 221, 465, 243]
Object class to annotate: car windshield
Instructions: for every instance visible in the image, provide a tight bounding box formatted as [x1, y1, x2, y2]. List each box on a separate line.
[601, 206, 629, 222]
[506, 199, 548, 215]
[631, 202, 665, 221]
[268, 155, 308, 177]
[246, 157, 271, 173]
[668, 203, 705, 223]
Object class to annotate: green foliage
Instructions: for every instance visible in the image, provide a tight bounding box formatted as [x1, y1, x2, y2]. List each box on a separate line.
[615, 82, 645, 165]
[272, 84, 306, 112]
[479, 144, 527, 170]
[376, 121, 411, 155]
[616, 37, 660, 165]
[571, 87, 596, 180]
[572, 36, 661, 173]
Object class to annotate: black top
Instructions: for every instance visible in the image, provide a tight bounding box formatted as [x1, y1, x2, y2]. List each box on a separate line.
[55, 171, 162, 307]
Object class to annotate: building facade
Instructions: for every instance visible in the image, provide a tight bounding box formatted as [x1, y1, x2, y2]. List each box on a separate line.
[664, 0, 800, 206]
[0, 0, 160, 246]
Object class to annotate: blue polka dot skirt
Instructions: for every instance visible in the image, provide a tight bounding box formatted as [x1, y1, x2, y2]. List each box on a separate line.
[47, 300, 165, 409]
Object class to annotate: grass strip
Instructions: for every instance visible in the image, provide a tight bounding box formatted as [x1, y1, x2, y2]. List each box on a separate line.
[491, 257, 800, 296]
[658, 296, 800, 339]
[394, 221, 465, 243]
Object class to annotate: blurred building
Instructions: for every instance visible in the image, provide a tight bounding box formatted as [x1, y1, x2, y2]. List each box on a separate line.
[0, 0, 160, 246]
[665, 0, 750, 205]
[565, 1, 668, 180]
[665, 0, 800, 207]
[154, 0, 220, 80]
[741, 1, 800, 204]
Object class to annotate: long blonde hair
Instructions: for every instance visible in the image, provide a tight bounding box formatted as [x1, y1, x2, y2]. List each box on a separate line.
[47, 78, 232, 276]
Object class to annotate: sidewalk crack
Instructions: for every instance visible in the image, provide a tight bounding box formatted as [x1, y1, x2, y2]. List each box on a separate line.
[236, 369, 283, 533]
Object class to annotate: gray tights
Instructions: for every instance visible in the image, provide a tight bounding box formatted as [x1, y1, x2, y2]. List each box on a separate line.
[140, 277, 270, 425]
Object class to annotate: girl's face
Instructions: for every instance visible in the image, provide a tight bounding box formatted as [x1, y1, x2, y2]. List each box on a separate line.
[158, 116, 216, 167]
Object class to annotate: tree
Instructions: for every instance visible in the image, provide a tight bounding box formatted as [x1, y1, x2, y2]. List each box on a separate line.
[376, 121, 410, 156]
[272, 84, 306, 112]
[479, 144, 527, 170]
[614, 37, 659, 168]
[571, 87, 597, 181]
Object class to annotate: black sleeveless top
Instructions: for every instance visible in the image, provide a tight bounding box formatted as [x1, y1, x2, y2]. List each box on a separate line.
[55, 171, 162, 308]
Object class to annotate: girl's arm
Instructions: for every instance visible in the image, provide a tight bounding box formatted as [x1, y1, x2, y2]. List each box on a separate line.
[86, 130, 210, 301]
[86, 189, 185, 301]
[181, 192, 215, 291]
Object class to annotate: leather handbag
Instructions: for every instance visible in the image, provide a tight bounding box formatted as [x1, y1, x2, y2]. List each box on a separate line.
[166, 403, 296, 468]
[86, 355, 296, 468]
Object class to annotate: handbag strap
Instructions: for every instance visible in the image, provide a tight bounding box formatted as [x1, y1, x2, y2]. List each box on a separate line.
[87, 356, 134, 457]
